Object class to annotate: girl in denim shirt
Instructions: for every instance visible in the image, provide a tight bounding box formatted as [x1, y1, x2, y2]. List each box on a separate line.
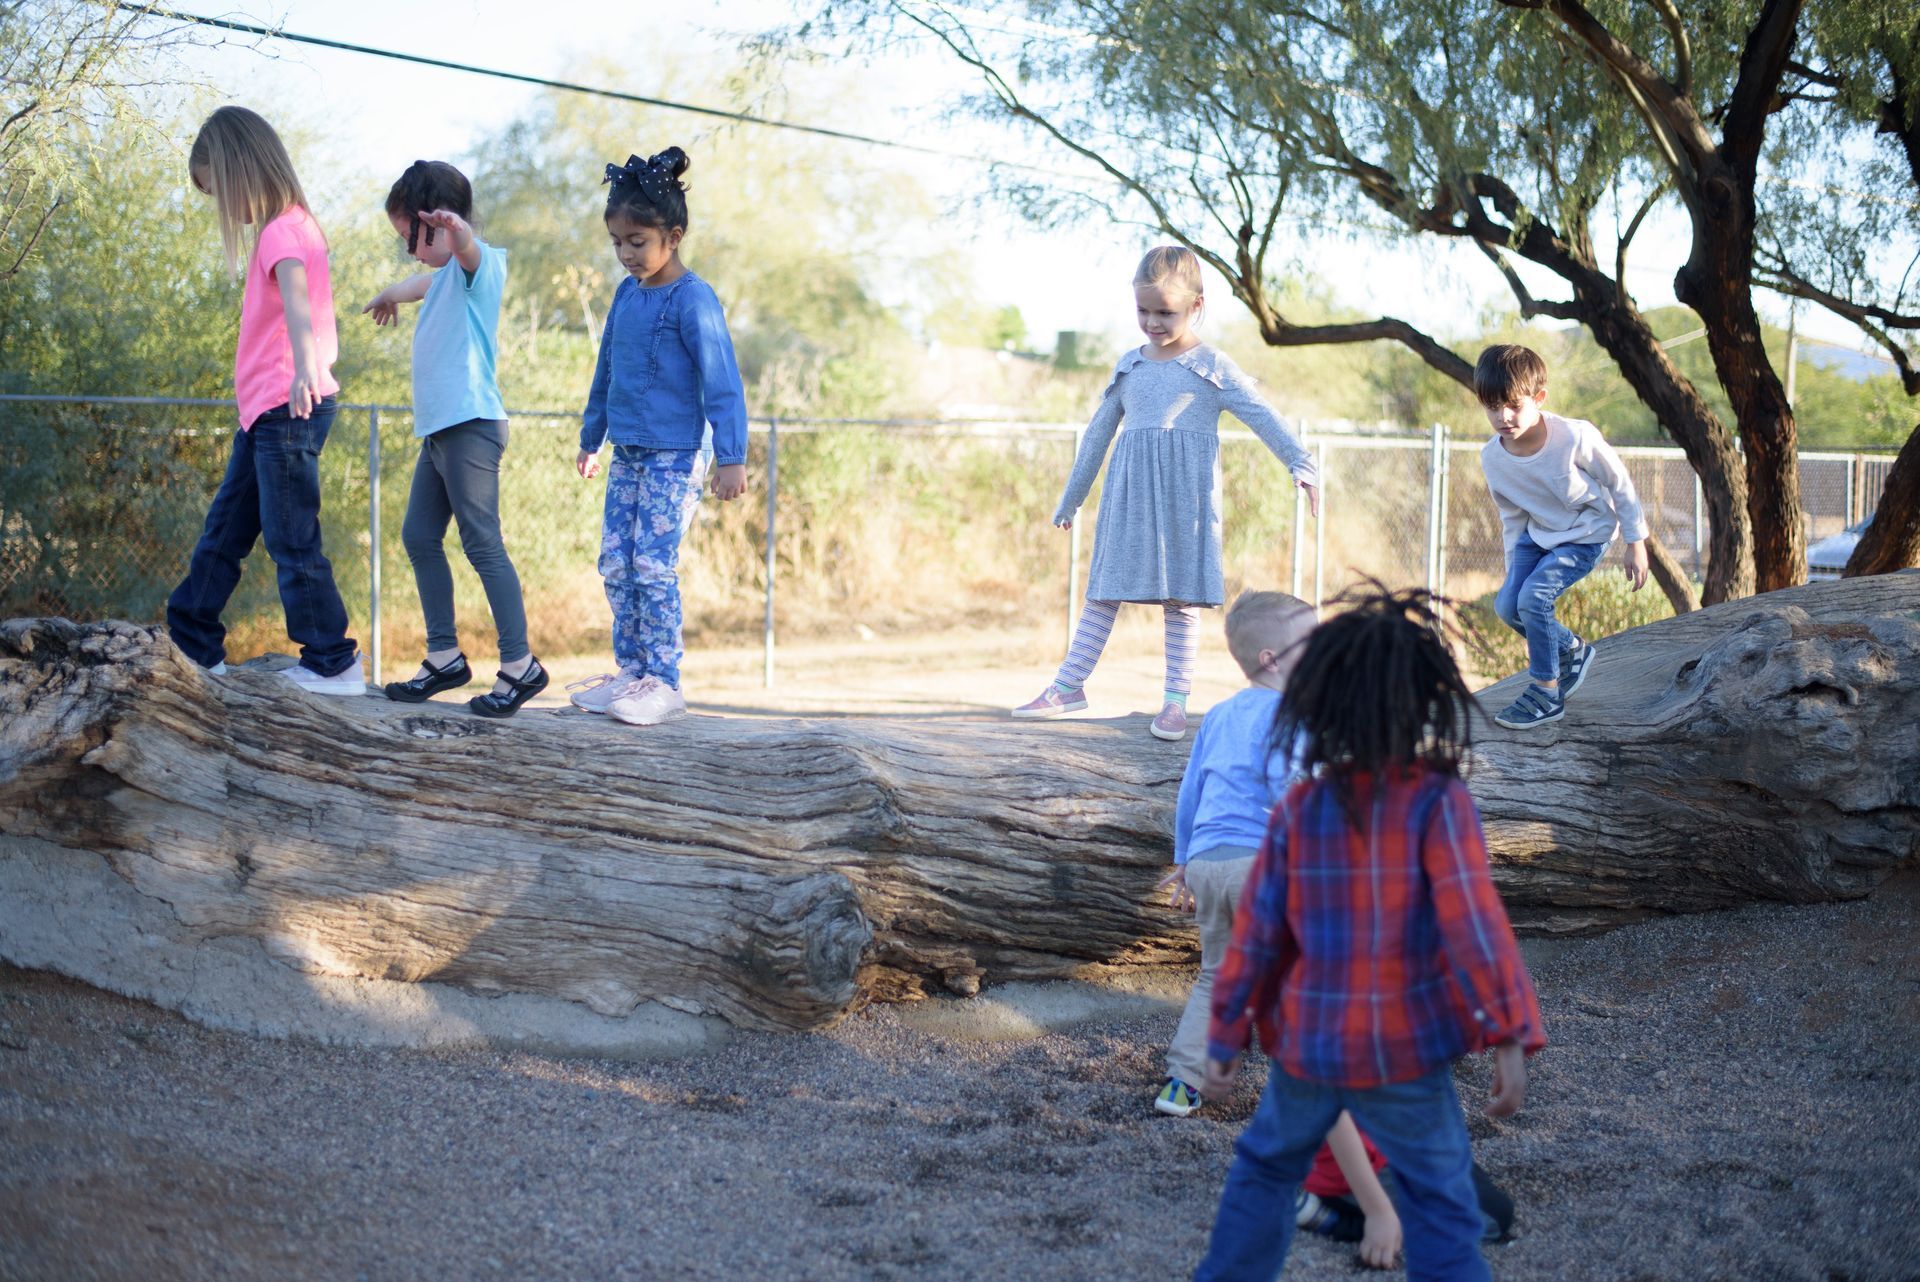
[569, 147, 749, 727]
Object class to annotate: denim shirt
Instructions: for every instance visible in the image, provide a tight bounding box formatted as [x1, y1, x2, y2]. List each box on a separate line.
[579, 271, 748, 464]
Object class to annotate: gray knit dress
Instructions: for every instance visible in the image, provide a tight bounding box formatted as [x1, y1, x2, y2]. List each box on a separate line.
[1053, 345, 1318, 607]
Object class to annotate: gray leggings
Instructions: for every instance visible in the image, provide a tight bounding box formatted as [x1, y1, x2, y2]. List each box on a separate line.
[401, 418, 529, 663]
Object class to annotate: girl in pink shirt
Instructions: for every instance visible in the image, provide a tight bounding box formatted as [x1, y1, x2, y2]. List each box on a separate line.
[165, 106, 362, 695]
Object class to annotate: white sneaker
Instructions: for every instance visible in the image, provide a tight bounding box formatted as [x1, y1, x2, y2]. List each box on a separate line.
[567, 671, 645, 713]
[282, 654, 366, 697]
[608, 675, 688, 726]
[206, 662, 228, 676]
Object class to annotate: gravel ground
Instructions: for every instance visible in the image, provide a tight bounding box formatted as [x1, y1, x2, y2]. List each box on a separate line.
[3, 876, 1917, 1282]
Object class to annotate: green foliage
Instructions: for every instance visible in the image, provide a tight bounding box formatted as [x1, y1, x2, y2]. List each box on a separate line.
[1461, 571, 1683, 679]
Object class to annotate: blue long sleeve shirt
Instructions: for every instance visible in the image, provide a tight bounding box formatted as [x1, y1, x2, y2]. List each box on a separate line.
[579, 271, 748, 465]
[1173, 687, 1304, 864]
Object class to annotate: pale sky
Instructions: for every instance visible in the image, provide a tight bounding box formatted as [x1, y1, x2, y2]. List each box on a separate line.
[153, 0, 1875, 357]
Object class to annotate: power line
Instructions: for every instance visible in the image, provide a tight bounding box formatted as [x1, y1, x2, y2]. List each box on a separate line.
[121, 1, 1078, 177]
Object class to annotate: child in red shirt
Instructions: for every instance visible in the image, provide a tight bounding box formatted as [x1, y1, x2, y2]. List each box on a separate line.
[1193, 587, 1545, 1282]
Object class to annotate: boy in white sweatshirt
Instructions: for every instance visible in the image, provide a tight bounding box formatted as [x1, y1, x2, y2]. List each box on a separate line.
[1476, 344, 1649, 730]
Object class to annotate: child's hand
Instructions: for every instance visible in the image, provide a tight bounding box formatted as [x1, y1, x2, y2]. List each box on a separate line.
[287, 371, 315, 419]
[577, 449, 601, 480]
[1358, 1207, 1403, 1269]
[363, 292, 399, 326]
[1156, 865, 1195, 913]
[1486, 1040, 1527, 1117]
[416, 208, 473, 250]
[1298, 479, 1320, 518]
[1624, 539, 1649, 592]
[1201, 1056, 1239, 1099]
[1054, 517, 1072, 530]
[711, 462, 748, 501]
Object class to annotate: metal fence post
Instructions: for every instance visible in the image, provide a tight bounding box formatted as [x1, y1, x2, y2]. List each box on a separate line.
[1067, 425, 1083, 644]
[1425, 422, 1444, 591]
[1435, 427, 1452, 599]
[1313, 444, 1328, 609]
[1292, 427, 1309, 599]
[368, 405, 382, 686]
[763, 418, 778, 689]
[1692, 475, 1705, 580]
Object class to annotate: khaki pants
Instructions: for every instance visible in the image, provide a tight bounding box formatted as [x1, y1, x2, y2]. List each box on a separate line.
[1165, 852, 1258, 1088]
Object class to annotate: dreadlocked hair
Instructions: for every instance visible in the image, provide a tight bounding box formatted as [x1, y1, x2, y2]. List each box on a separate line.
[1275, 583, 1476, 823]
[384, 160, 474, 254]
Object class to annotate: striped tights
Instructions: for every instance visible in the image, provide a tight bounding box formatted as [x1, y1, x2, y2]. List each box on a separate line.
[1054, 599, 1200, 699]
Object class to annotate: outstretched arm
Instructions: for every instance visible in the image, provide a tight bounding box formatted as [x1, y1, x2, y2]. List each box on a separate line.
[362, 273, 432, 325]
[1325, 1113, 1401, 1268]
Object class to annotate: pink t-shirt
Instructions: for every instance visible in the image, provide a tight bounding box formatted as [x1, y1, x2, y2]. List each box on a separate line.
[235, 205, 340, 429]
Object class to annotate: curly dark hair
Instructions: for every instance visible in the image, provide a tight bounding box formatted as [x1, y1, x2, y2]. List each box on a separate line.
[603, 147, 691, 232]
[384, 160, 474, 254]
[1275, 583, 1476, 821]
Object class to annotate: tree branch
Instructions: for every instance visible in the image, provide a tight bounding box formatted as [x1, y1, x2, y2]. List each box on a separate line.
[1476, 241, 1583, 320]
[1615, 179, 1667, 304]
[1719, 0, 1805, 170]
[1757, 268, 1920, 397]
[1646, 0, 1692, 98]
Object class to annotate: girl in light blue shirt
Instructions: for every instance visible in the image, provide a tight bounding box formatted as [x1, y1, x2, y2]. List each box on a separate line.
[364, 160, 545, 717]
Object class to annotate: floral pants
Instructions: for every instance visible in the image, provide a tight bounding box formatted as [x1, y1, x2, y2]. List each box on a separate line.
[600, 445, 706, 689]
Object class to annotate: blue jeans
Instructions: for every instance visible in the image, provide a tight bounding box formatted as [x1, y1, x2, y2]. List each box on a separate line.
[166, 400, 358, 676]
[1194, 1067, 1490, 1282]
[1493, 535, 1605, 683]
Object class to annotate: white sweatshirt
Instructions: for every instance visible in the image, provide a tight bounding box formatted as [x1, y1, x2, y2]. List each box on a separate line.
[1480, 412, 1649, 555]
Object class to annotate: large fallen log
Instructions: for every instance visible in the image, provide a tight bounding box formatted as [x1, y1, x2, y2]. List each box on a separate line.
[1, 573, 1916, 1046]
[0, 617, 1191, 1044]
[1470, 570, 1920, 932]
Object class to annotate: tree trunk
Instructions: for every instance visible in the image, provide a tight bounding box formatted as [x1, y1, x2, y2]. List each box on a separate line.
[1645, 533, 1700, 614]
[4, 589, 1917, 1047]
[0, 619, 1193, 1045]
[1845, 423, 1920, 577]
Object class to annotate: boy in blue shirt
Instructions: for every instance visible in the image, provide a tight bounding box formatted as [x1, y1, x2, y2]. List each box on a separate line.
[1154, 590, 1316, 1117]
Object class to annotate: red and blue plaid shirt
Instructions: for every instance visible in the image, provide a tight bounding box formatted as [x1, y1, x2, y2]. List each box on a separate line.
[1208, 766, 1546, 1088]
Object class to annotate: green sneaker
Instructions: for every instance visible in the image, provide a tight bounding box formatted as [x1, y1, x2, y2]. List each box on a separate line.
[1153, 1077, 1202, 1117]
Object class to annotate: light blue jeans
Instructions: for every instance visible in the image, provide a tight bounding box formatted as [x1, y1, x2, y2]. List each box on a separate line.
[1493, 535, 1606, 683]
[1194, 1066, 1490, 1282]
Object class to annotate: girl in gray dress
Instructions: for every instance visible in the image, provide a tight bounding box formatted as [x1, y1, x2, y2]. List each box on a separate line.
[1012, 247, 1320, 741]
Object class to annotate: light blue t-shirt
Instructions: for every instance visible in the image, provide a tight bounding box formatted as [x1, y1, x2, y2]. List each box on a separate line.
[1172, 686, 1307, 865]
[411, 240, 508, 437]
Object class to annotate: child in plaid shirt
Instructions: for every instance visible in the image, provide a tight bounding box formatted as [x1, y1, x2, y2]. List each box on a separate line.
[1194, 588, 1546, 1282]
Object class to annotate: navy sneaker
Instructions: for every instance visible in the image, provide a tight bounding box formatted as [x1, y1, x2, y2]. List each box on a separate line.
[1559, 640, 1597, 698]
[1493, 683, 1564, 729]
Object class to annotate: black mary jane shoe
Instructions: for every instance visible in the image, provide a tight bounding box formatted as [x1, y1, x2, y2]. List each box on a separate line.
[383, 653, 472, 702]
[468, 656, 549, 718]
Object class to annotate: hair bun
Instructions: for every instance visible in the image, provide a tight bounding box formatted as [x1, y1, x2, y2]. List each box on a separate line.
[649, 146, 690, 183]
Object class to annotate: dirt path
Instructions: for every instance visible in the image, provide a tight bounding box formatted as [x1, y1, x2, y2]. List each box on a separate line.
[4, 876, 1917, 1282]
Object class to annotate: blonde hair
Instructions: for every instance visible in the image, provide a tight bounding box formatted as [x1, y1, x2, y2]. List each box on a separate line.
[1133, 245, 1204, 302]
[189, 106, 314, 275]
[1224, 590, 1316, 679]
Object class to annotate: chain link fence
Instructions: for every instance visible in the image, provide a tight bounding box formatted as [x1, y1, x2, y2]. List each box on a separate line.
[0, 394, 1896, 684]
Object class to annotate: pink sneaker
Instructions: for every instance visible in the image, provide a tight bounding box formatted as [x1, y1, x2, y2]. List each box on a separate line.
[1150, 701, 1188, 741]
[1011, 684, 1088, 719]
[567, 672, 643, 714]
[608, 675, 689, 726]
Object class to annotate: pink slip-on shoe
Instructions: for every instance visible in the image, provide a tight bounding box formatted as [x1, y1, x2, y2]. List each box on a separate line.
[1150, 701, 1188, 741]
[1010, 685, 1089, 719]
[608, 675, 689, 726]
[568, 671, 644, 714]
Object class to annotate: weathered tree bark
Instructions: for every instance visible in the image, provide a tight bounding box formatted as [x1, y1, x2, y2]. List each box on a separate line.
[1845, 424, 1920, 578]
[1472, 571, 1920, 931]
[4, 580, 1918, 1046]
[1644, 533, 1700, 615]
[0, 618, 1192, 1042]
